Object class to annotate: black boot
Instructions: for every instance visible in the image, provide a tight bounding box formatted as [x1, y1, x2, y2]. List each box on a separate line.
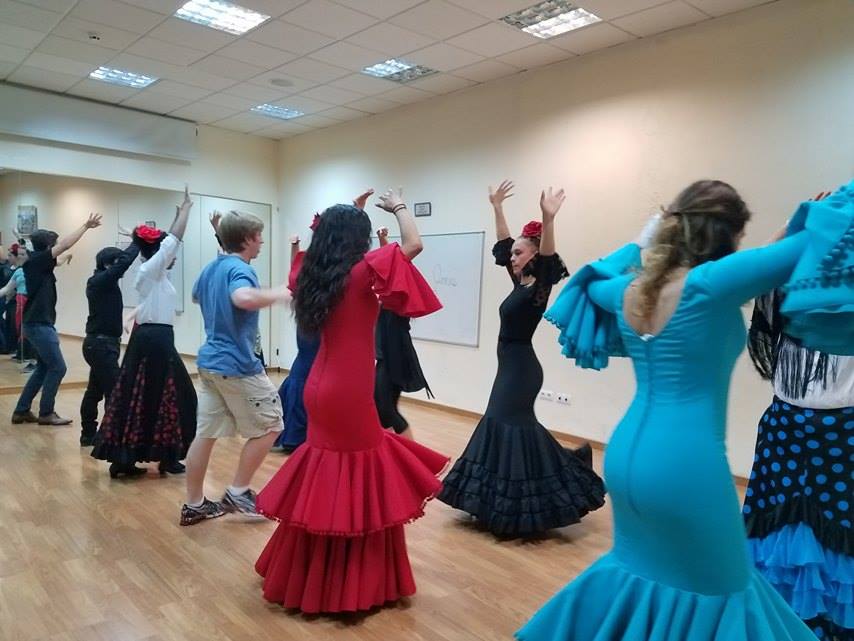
[159, 459, 186, 475]
[109, 463, 146, 479]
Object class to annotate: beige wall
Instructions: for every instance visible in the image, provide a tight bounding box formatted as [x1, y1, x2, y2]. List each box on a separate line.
[275, 0, 854, 477]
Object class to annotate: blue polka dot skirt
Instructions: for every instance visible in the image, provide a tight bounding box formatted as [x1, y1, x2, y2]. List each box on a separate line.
[743, 397, 854, 640]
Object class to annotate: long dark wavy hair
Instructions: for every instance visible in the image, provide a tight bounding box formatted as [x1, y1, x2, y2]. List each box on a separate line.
[295, 204, 372, 334]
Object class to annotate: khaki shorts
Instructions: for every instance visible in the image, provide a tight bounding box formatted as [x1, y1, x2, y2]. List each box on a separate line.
[197, 368, 284, 439]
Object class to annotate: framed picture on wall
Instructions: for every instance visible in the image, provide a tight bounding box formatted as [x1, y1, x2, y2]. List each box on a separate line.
[17, 205, 38, 236]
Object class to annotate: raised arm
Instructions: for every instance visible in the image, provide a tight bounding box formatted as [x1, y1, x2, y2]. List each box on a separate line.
[169, 186, 192, 241]
[290, 235, 301, 263]
[209, 211, 223, 252]
[489, 180, 513, 241]
[376, 227, 389, 247]
[538, 186, 565, 257]
[51, 213, 102, 258]
[376, 187, 423, 259]
[105, 244, 140, 280]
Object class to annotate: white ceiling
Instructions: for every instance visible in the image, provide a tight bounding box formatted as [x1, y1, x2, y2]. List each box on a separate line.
[0, 0, 776, 140]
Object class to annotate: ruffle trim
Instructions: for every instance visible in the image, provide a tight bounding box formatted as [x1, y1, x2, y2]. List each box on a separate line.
[749, 523, 853, 629]
[516, 554, 817, 641]
[257, 431, 449, 536]
[90, 442, 188, 465]
[364, 243, 442, 318]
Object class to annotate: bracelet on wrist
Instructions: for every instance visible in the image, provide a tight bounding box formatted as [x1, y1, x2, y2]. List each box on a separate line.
[392, 204, 407, 213]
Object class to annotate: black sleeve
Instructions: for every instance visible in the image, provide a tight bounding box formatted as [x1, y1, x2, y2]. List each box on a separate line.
[27, 249, 56, 274]
[531, 253, 570, 308]
[104, 244, 140, 281]
[492, 237, 516, 283]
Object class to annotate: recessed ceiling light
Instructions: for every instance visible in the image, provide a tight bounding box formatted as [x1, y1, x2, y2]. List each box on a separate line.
[362, 59, 437, 83]
[90, 66, 158, 88]
[269, 78, 294, 88]
[502, 1, 601, 39]
[252, 104, 304, 120]
[175, 0, 270, 36]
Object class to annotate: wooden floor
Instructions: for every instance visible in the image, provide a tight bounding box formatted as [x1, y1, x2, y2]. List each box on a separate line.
[0, 376, 616, 641]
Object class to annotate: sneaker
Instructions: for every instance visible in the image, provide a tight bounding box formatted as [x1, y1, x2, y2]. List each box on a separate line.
[20, 363, 35, 374]
[38, 413, 73, 426]
[11, 410, 38, 424]
[221, 488, 262, 518]
[180, 498, 226, 526]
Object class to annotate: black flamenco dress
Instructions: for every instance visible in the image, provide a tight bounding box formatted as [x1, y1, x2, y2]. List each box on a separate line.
[438, 238, 605, 536]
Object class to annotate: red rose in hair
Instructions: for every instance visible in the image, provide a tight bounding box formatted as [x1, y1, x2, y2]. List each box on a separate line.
[521, 220, 542, 238]
[134, 225, 163, 243]
[309, 213, 321, 231]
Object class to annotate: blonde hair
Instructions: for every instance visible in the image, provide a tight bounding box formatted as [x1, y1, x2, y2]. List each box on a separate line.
[218, 210, 264, 253]
[634, 180, 752, 319]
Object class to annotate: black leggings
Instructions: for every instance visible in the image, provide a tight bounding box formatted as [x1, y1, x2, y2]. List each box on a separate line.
[374, 360, 408, 434]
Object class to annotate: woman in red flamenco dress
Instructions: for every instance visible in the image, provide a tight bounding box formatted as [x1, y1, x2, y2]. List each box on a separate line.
[255, 188, 449, 614]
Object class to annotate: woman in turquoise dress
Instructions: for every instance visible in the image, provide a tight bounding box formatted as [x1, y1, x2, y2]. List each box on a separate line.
[518, 179, 822, 640]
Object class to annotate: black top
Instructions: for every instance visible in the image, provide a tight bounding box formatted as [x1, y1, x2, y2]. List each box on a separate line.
[0, 260, 12, 288]
[85, 245, 140, 337]
[375, 307, 431, 394]
[23, 249, 58, 325]
[493, 238, 569, 343]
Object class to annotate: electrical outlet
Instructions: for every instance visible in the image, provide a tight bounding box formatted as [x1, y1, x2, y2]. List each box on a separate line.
[556, 393, 571, 405]
[539, 390, 555, 401]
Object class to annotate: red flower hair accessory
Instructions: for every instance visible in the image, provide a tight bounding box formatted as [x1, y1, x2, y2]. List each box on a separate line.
[134, 225, 163, 243]
[309, 213, 321, 231]
[521, 220, 542, 238]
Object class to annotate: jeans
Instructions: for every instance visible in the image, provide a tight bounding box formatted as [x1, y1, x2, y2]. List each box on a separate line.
[15, 323, 67, 416]
[80, 335, 121, 438]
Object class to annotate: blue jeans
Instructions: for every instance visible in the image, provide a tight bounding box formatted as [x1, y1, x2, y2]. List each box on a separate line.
[15, 323, 67, 416]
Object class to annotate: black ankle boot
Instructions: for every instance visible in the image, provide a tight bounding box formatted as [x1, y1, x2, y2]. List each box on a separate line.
[109, 463, 146, 479]
[159, 460, 186, 475]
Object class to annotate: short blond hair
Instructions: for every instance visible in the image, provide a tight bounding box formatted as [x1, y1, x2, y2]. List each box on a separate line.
[218, 210, 264, 253]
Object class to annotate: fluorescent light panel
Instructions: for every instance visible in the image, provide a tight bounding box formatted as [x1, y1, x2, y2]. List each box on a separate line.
[90, 66, 158, 88]
[252, 104, 304, 120]
[175, 0, 270, 35]
[362, 58, 437, 83]
[502, 1, 601, 39]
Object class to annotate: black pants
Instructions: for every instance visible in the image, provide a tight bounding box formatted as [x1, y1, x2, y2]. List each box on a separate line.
[80, 335, 121, 439]
[374, 360, 408, 434]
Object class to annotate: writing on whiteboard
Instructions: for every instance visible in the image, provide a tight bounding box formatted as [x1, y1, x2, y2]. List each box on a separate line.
[432, 263, 458, 287]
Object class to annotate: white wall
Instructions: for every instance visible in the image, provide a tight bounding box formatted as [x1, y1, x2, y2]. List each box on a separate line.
[275, 0, 854, 477]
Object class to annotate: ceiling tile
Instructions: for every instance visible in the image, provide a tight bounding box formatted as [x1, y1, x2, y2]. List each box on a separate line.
[380, 85, 433, 104]
[407, 72, 476, 94]
[0, 60, 18, 78]
[222, 82, 288, 102]
[53, 17, 139, 49]
[549, 22, 635, 54]
[109, 51, 235, 90]
[0, 23, 47, 48]
[318, 105, 369, 120]
[328, 72, 398, 95]
[290, 113, 341, 128]
[8, 64, 82, 91]
[118, 0, 183, 13]
[389, 0, 489, 40]
[0, 0, 63, 32]
[453, 59, 519, 82]
[249, 68, 317, 93]
[683, 0, 773, 16]
[309, 41, 386, 72]
[298, 84, 363, 105]
[150, 78, 213, 100]
[13, 0, 76, 11]
[575, 0, 675, 20]
[0, 42, 30, 64]
[213, 112, 276, 133]
[190, 55, 266, 81]
[169, 66, 237, 91]
[328, 0, 423, 20]
[217, 39, 298, 69]
[199, 91, 258, 110]
[281, 0, 377, 39]
[148, 17, 236, 52]
[406, 42, 484, 72]
[35, 35, 116, 65]
[447, 22, 538, 57]
[613, 1, 708, 37]
[345, 21, 435, 56]
[347, 95, 399, 113]
[495, 43, 572, 69]
[236, 0, 305, 18]
[122, 89, 195, 113]
[445, 0, 542, 19]
[271, 94, 333, 114]
[170, 100, 239, 122]
[69, 0, 165, 33]
[67, 77, 140, 102]
[127, 37, 206, 66]
[23, 51, 97, 75]
[247, 19, 333, 54]
[276, 57, 350, 83]
[252, 125, 302, 139]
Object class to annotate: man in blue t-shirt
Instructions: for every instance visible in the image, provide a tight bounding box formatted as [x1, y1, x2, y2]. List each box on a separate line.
[181, 211, 289, 526]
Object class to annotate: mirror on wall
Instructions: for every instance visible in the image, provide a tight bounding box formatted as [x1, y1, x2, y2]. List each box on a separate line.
[0, 169, 273, 386]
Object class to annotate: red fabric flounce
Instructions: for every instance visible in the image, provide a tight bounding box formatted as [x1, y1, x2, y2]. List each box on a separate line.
[364, 243, 442, 318]
[257, 432, 449, 536]
[287, 250, 305, 294]
[256, 524, 415, 613]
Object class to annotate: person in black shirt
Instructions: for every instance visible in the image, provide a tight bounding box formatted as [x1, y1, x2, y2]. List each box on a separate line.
[12, 214, 102, 426]
[0, 245, 14, 354]
[79, 243, 139, 447]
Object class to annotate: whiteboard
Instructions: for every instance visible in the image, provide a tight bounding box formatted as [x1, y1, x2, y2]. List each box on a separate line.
[376, 231, 484, 347]
[118, 239, 185, 313]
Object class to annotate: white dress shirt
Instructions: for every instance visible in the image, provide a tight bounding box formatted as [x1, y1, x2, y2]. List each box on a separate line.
[134, 233, 180, 326]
